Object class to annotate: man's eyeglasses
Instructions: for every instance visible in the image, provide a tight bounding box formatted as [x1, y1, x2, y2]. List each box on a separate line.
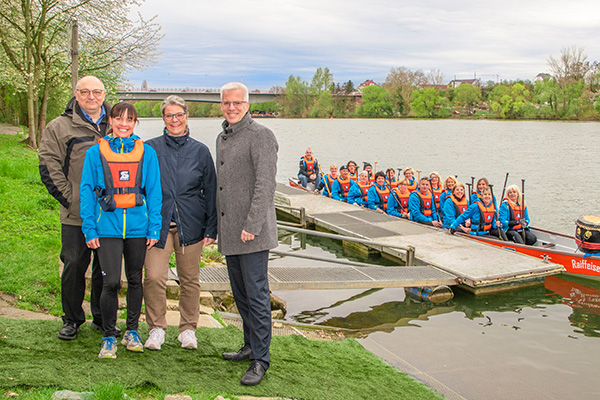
[76, 89, 105, 97]
[163, 112, 187, 120]
[221, 101, 247, 108]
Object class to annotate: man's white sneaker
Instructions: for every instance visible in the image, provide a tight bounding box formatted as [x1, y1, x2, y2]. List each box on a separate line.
[177, 329, 197, 350]
[144, 328, 165, 350]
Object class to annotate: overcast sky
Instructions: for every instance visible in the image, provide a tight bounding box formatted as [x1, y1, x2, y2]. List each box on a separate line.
[126, 0, 600, 90]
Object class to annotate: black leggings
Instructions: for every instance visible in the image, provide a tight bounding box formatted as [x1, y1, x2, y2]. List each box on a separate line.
[95, 237, 146, 337]
[507, 229, 537, 245]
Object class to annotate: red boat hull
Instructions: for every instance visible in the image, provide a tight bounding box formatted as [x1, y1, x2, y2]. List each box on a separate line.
[463, 230, 600, 281]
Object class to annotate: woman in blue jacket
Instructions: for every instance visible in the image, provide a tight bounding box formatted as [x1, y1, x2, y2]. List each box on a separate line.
[451, 187, 500, 236]
[80, 102, 162, 359]
[366, 171, 390, 213]
[439, 175, 458, 210]
[443, 183, 470, 231]
[499, 185, 537, 245]
[347, 171, 371, 206]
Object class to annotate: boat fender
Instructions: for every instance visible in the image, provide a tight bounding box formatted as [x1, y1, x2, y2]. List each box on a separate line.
[405, 285, 454, 304]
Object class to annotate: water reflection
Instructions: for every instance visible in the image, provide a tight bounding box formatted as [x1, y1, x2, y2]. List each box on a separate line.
[291, 284, 562, 334]
[273, 233, 600, 339]
[545, 275, 600, 338]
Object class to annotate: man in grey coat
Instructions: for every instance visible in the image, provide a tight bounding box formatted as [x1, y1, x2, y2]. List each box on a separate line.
[216, 82, 278, 386]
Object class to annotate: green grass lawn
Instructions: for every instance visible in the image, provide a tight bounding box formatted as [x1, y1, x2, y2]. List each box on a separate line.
[0, 134, 445, 399]
[0, 318, 443, 400]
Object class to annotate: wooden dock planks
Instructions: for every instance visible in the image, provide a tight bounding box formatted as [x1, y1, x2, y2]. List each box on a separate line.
[275, 183, 564, 293]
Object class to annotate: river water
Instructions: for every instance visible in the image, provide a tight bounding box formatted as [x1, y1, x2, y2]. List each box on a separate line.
[136, 118, 600, 399]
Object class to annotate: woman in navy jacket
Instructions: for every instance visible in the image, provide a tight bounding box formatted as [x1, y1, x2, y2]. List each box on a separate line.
[143, 95, 217, 352]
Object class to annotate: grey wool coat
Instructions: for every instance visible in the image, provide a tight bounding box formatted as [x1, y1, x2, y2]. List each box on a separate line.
[216, 112, 279, 256]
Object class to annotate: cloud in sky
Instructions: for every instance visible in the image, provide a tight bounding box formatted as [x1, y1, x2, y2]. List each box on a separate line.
[126, 0, 600, 90]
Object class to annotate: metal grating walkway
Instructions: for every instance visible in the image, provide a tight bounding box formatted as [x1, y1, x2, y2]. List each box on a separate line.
[199, 265, 457, 291]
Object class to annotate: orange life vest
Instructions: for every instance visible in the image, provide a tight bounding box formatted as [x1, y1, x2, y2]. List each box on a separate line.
[348, 171, 358, 182]
[451, 195, 469, 215]
[324, 174, 336, 194]
[406, 178, 418, 193]
[476, 201, 496, 232]
[392, 188, 410, 212]
[98, 138, 144, 211]
[336, 176, 352, 199]
[357, 181, 371, 201]
[386, 177, 398, 189]
[431, 185, 443, 209]
[301, 156, 316, 174]
[507, 200, 526, 230]
[373, 185, 390, 211]
[415, 190, 433, 217]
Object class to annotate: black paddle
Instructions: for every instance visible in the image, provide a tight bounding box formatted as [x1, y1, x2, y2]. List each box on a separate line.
[521, 179, 526, 242]
[489, 184, 508, 241]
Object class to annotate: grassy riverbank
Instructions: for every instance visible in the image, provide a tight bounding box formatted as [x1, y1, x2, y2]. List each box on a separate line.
[0, 134, 445, 399]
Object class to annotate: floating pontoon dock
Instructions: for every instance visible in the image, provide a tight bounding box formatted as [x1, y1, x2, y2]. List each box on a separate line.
[272, 183, 563, 294]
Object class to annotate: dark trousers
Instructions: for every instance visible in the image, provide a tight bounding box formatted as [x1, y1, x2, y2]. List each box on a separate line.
[60, 224, 102, 326]
[226, 251, 271, 369]
[507, 229, 537, 245]
[95, 237, 146, 337]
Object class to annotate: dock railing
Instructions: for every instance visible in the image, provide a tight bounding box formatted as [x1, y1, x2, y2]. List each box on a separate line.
[276, 204, 306, 228]
[277, 224, 416, 266]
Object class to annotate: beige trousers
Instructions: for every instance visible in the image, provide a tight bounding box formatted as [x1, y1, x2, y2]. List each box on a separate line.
[144, 227, 203, 332]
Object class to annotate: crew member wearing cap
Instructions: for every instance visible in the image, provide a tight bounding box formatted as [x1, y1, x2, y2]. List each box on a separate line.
[331, 165, 356, 202]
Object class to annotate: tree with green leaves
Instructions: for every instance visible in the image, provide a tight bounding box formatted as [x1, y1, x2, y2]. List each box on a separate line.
[343, 80, 355, 94]
[282, 75, 311, 117]
[311, 67, 334, 93]
[453, 83, 482, 115]
[309, 91, 333, 118]
[0, 0, 162, 148]
[533, 78, 587, 119]
[357, 85, 394, 118]
[489, 83, 532, 119]
[411, 88, 450, 118]
[384, 66, 426, 115]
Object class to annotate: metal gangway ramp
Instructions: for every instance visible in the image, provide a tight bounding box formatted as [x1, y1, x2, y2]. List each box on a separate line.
[198, 264, 458, 291]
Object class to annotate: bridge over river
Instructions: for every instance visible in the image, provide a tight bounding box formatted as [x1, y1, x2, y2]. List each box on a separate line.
[116, 91, 277, 103]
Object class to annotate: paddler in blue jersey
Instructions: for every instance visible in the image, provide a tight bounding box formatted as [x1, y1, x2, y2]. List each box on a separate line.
[387, 178, 411, 219]
[499, 185, 537, 245]
[409, 177, 442, 227]
[451, 187, 501, 236]
[366, 171, 390, 213]
[440, 175, 458, 210]
[331, 165, 356, 202]
[443, 183, 470, 232]
[347, 171, 371, 206]
[316, 164, 338, 197]
[403, 167, 418, 193]
[347, 160, 359, 182]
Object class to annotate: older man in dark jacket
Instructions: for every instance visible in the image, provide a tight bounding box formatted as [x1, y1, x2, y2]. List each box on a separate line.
[143, 95, 217, 351]
[216, 82, 278, 386]
[39, 75, 111, 340]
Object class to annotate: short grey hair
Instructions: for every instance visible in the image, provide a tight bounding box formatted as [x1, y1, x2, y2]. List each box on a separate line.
[160, 95, 188, 115]
[220, 82, 249, 102]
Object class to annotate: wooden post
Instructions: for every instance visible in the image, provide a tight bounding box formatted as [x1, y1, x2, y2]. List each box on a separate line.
[71, 19, 78, 91]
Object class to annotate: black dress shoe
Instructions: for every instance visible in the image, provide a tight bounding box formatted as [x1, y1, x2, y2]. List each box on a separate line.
[241, 361, 266, 386]
[57, 322, 79, 340]
[222, 344, 252, 361]
[90, 321, 122, 337]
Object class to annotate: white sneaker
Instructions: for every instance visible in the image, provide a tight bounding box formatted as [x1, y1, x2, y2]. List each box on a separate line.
[177, 329, 197, 350]
[144, 328, 165, 350]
